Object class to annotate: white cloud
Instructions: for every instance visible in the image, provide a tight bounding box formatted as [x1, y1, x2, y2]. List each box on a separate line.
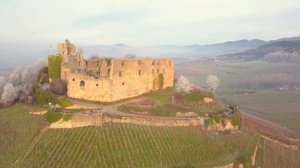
[0, 0, 300, 47]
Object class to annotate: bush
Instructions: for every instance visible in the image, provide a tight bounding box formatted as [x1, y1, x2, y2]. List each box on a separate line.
[48, 55, 63, 80]
[46, 111, 62, 123]
[211, 114, 221, 123]
[50, 79, 67, 95]
[204, 118, 214, 128]
[230, 105, 241, 127]
[231, 112, 241, 127]
[35, 86, 58, 106]
[37, 66, 48, 83]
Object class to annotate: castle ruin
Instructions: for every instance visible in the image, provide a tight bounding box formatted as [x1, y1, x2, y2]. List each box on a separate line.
[57, 40, 174, 102]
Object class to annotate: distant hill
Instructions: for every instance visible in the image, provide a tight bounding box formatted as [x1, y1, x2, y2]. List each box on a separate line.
[1, 36, 300, 73]
[80, 39, 267, 64]
[219, 39, 300, 63]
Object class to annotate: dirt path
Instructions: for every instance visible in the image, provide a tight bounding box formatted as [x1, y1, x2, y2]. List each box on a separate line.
[14, 126, 49, 167]
[66, 98, 130, 116]
[67, 98, 202, 120]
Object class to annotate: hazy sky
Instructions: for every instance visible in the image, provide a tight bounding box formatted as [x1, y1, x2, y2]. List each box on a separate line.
[1, 0, 300, 50]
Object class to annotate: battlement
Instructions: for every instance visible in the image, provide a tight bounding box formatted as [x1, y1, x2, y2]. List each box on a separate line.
[57, 40, 174, 102]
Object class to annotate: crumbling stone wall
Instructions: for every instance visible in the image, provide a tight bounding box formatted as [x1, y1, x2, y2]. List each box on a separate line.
[56, 40, 174, 102]
[103, 115, 204, 127]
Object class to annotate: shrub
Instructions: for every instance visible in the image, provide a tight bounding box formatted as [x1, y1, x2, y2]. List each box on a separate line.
[50, 79, 67, 95]
[204, 118, 214, 128]
[211, 114, 221, 123]
[46, 111, 62, 123]
[48, 55, 63, 80]
[37, 66, 48, 82]
[231, 112, 241, 127]
[35, 85, 58, 106]
[230, 105, 241, 127]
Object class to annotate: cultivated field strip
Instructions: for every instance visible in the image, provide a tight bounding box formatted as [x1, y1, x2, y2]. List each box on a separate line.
[19, 123, 245, 167]
[264, 139, 300, 168]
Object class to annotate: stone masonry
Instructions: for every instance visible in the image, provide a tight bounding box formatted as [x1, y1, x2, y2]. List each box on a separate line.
[57, 39, 174, 102]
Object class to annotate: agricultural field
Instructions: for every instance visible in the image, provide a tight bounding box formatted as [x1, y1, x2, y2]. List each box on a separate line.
[0, 105, 47, 168]
[0, 104, 299, 167]
[18, 123, 256, 168]
[176, 61, 300, 133]
[263, 139, 300, 168]
[225, 90, 300, 133]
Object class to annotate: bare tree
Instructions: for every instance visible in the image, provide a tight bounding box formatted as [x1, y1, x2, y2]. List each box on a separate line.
[1, 83, 17, 103]
[206, 75, 220, 94]
[175, 75, 193, 93]
[0, 76, 6, 95]
[0, 60, 46, 103]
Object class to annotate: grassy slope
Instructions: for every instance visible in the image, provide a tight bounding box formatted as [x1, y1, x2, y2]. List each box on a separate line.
[118, 87, 225, 117]
[19, 124, 255, 168]
[0, 105, 46, 168]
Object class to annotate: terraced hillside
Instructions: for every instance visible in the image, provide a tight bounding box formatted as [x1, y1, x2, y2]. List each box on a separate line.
[17, 123, 255, 167]
[1, 104, 299, 168]
[0, 105, 46, 168]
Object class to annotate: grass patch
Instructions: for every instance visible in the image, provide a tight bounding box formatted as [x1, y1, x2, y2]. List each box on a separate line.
[0, 104, 46, 167]
[236, 134, 260, 167]
[57, 97, 73, 108]
[118, 103, 187, 117]
[62, 113, 73, 121]
[144, 87, 174, 104]
[178, 91, 213, 106]
[46, 111, 62, 123]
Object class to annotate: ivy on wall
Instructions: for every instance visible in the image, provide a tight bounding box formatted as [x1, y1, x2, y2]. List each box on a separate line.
[48, 55, 63, 80]
[158, 74, 164, 89]
[153, 74, 165, 90]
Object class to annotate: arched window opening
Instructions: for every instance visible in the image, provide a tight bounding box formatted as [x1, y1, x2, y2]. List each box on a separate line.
[80, 80, 85, 88]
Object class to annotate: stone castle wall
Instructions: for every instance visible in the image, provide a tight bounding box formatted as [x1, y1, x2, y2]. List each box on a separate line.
[66, 58, 174, 102]
[57, 40, 174, 102]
